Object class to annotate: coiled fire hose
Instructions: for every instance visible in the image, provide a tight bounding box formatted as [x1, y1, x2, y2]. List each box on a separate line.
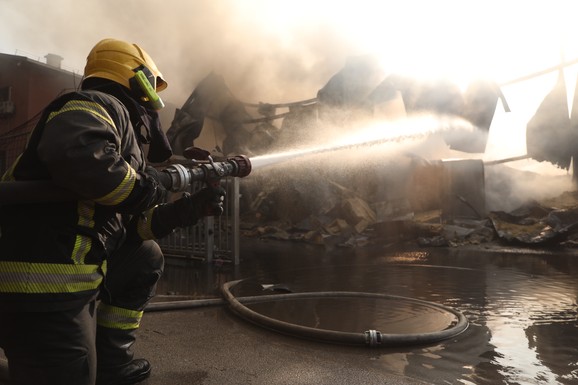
[146, 280, 469, 348]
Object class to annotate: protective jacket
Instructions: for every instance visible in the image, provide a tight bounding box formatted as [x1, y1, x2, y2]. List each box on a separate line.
[0, 90, 167, 311]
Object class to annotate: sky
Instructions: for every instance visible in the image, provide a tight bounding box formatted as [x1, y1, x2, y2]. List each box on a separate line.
[2, 0, 578, 165]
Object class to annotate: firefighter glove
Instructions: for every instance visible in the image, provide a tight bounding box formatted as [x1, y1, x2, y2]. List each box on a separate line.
[154, 186, 226, 232]
[144, 166, 173, 191]
[192, 186, 227, 218]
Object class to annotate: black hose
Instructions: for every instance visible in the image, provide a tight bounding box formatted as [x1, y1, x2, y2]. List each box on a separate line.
[145, 293, 312, 312]
[146, 297, 226, 311]
[147, 280, 469, 347]
[221, 280, 468, 347]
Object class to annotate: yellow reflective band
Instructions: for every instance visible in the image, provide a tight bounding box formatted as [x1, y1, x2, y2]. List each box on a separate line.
[0, 261, 103, 293]
[1, 154, 21, 181]
[94, 166, 136, 206]
[72, 201, 95, 264]
[47, 100, 116, 128]
[137, 207, 156, 240]
[97, 303, 143, 330]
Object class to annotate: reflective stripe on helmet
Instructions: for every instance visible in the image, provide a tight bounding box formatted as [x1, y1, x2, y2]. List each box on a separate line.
[0, 261, 103, 293]
[97, 303, 143, 330]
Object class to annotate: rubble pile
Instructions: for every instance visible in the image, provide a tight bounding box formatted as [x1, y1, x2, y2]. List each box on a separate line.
[166, 56, 578, 250]
[240, 182, 578, 249]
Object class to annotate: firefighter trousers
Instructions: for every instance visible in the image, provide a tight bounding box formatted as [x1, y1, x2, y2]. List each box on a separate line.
[97, 239, 164, 369]
[0, 239, 164, 385]
[0, 301, 98, 385]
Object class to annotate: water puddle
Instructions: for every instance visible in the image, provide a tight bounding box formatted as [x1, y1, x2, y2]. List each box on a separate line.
[244, 296, 459, 335]
[157, 242, 578, 384]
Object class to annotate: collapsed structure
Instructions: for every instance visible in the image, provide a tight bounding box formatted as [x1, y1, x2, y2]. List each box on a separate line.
[166, 56, 578, 249]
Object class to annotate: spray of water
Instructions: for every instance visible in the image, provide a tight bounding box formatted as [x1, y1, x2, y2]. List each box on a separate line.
[249, 114, 477, 170]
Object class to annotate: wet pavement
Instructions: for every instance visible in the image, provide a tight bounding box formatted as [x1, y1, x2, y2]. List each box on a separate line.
[2, 238, 578, 384]
[144, 238, 578, 385]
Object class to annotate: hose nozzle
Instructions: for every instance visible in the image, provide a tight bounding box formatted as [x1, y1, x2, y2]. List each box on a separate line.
[162, 154, 252, 192]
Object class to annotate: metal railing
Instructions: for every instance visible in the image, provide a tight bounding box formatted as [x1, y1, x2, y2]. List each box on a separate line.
[156, 176, 241, 265]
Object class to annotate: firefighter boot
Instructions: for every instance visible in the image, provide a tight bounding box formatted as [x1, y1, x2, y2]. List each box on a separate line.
[95, 325, 151, 385]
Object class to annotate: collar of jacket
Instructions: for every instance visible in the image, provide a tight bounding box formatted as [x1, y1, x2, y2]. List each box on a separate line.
[82, 81, 173, 163]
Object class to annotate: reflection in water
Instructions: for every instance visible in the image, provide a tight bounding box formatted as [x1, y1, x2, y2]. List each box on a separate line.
[481, 267, 577, 385]
[245, 297, 459, 334]
[156, 243, 578, 384]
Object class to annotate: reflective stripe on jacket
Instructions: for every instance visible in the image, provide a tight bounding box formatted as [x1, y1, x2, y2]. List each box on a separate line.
[0, 261, 104, 293]
[0, 90, 160, 311]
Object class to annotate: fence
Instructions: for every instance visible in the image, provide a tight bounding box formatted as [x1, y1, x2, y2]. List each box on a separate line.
[156, 176, 241, 265]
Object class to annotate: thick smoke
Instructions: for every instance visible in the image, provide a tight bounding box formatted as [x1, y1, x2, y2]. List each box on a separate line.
[2, 0, 578, 213]
[0, 0, 354, 104]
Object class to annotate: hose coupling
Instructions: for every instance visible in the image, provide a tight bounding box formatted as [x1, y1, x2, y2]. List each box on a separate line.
[364, 330, 383, 347]
[162, 163, 191, 192]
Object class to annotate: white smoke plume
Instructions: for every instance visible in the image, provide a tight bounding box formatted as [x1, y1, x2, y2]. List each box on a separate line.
[2, 0, 578, 213]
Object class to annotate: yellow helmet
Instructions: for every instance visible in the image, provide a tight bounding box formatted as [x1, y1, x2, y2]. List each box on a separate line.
[84, 38, 167, 93]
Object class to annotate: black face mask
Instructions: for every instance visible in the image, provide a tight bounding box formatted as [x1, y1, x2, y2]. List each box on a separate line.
[81, 78, 173, 163]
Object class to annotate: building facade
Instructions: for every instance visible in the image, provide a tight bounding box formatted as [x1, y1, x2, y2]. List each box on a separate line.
[0, 53, 82, 174]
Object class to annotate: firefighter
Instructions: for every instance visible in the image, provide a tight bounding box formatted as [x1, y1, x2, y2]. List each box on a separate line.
[0, 38, 224, 385]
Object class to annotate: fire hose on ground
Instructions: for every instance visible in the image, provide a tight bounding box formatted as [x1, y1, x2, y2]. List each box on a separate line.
[145, 279, 469, 348]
